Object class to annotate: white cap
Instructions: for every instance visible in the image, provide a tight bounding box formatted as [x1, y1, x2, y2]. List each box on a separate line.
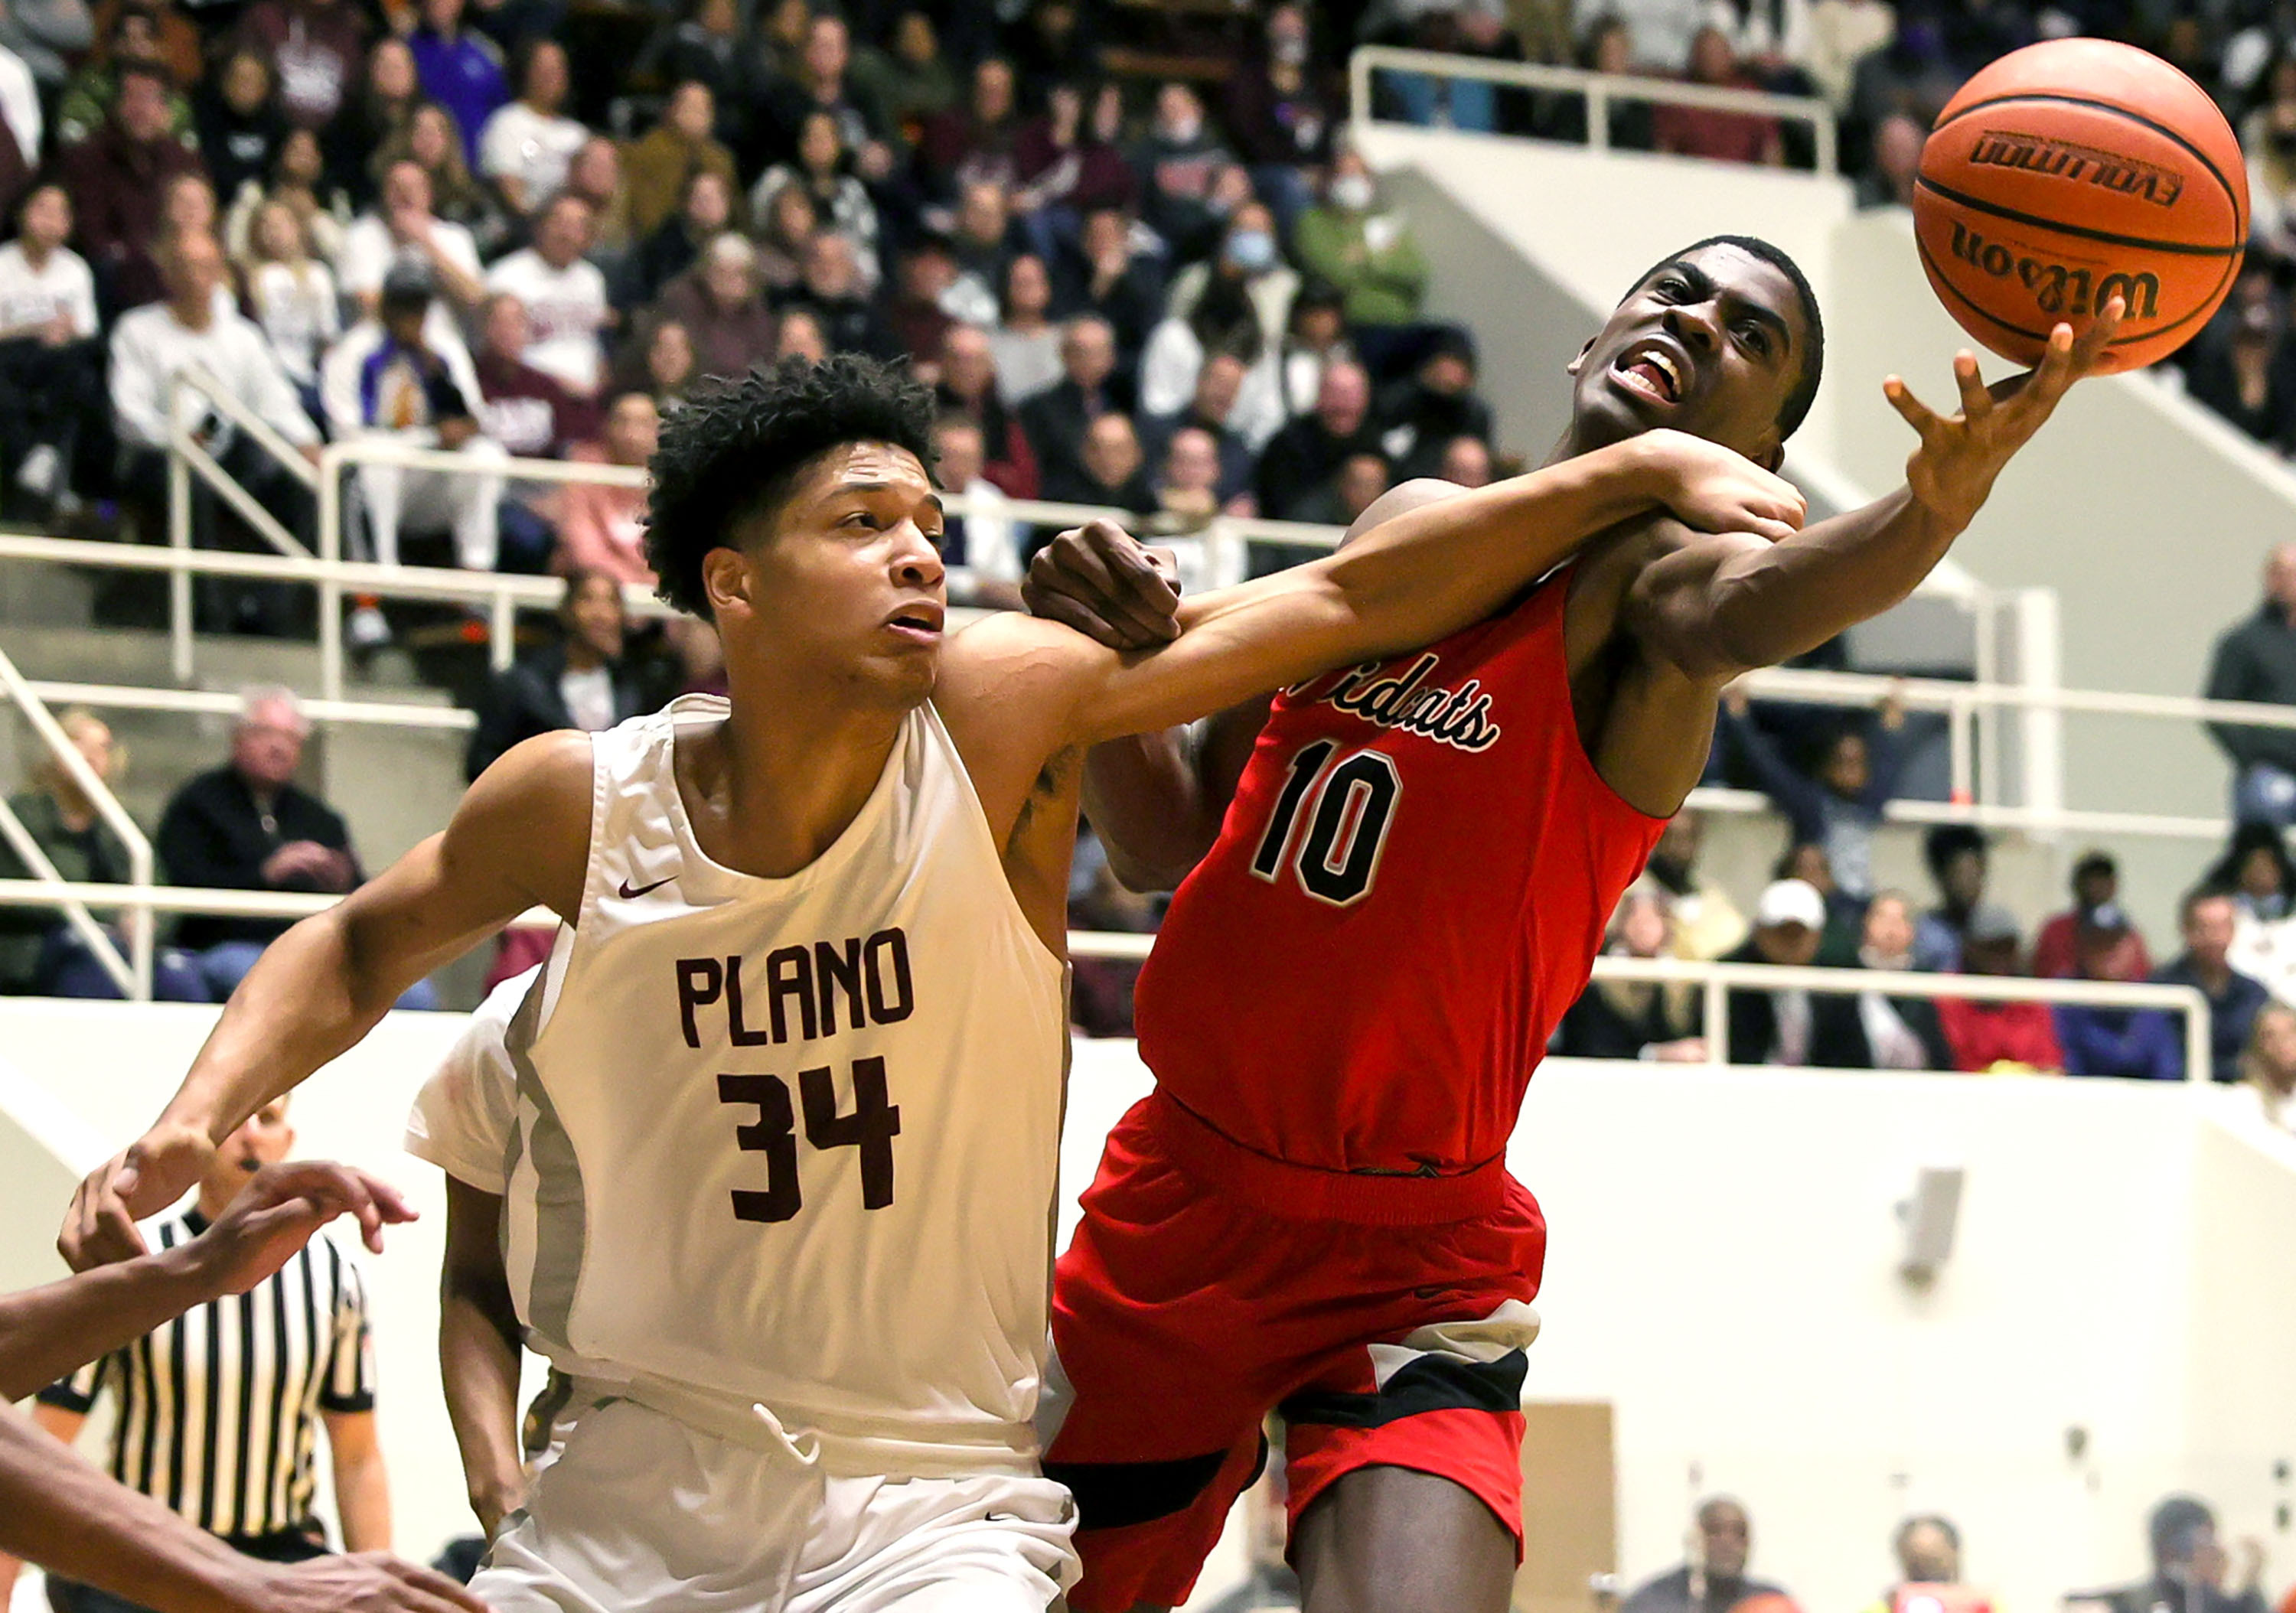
[1755, 878, 1826, 931]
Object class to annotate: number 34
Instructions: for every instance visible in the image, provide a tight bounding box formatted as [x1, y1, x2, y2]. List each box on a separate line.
[716, 1057, 902, 1224]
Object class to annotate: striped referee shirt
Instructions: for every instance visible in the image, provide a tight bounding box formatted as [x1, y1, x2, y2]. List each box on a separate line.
[39, 1205, 376, 1541]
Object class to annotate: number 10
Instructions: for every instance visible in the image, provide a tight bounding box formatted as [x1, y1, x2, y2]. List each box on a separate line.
[1249, 741, 1401, 908]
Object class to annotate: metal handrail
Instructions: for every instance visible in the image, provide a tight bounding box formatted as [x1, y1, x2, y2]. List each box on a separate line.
[8, 524, 2289, 842]
[0, 878, 2216, 1079]
[0, 650, 154, 995]
[1348, 44, 1840, 175]
[1589, 953, 2212, 1082]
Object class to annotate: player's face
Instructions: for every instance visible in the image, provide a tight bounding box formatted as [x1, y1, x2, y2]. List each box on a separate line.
[710, 442, 947, 709]
[1568, 243, 1807, 471]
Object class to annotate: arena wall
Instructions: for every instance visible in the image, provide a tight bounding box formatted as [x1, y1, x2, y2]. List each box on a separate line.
[5, 1000, 2294, 1612]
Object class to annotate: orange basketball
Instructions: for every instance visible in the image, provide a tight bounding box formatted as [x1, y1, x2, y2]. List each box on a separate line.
[1911, 38, 2248, 372]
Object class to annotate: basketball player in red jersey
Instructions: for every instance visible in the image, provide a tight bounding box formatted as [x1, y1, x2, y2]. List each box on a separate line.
[1025, 236, 2124, 1613]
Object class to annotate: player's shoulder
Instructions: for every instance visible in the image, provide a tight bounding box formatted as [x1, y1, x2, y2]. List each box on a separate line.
[936, 609, 1102, 711]
[455, 728, 596, 866]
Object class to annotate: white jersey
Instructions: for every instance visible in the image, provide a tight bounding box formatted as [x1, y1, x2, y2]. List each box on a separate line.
[490, 695, 1068, 1475]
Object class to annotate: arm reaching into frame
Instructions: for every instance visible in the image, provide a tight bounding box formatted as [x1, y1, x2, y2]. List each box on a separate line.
[945, 428, 1808, 771]
[4, 1162, 413, 1401]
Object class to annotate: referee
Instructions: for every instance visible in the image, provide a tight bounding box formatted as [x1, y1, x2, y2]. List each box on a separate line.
[31, 1097, 392, 1613]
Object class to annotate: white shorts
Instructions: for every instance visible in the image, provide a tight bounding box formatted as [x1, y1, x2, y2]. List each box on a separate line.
[475, 1396, 1080, 1613]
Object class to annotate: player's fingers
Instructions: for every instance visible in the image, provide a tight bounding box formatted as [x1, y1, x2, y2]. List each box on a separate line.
[2069, 294, 2126, 374]
[1023, 582, 1127, 649]
[1054, 540, 1179, 647]
[1743, 515, 1800, 543]
[1882, 375, 1942, 438]
[1951, 350, 1993, 420]
[382, 1556, 491, 1611]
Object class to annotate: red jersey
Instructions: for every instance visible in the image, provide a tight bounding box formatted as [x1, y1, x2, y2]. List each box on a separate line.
[1132, 565, 1665, 1178]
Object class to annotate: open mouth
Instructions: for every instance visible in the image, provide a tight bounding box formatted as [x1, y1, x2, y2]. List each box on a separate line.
[886, 602, 944, 643]
[1613, 341, 1685, 406]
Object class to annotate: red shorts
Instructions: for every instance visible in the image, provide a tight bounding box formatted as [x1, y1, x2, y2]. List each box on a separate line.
[1042, 1092, 1547, 1613]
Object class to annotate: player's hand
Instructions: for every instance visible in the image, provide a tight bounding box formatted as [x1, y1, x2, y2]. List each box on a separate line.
[1641, 429, 1806, 541]
[241, 1552, 489, 1613]
[1887, 295, 2124, 535]
[1022, 518, 1184, 651]
[60, 1121, 216, 1270]
[177, 1162, 416, 1299]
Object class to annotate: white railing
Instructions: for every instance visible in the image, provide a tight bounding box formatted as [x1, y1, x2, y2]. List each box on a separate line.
[0, 650, 154, 996]
[11, 523, 2294, 842]
[0, 878, 2214, 1077]
[1587, 953, 2212, 1081]
[1348, 44, 1840, 175]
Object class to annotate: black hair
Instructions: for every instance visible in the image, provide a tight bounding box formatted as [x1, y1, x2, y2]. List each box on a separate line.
[1627, 234, 1825, 441]
[2072, 849, 2118, 887]
[1923, 823, 1988, 881]
[2206, 820, 2296, 896]
[2150, 1495, 2214, 1567]
[644, 354, 936, 618]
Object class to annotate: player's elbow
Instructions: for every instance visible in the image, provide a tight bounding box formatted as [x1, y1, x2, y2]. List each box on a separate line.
[1623, 577, 1760, 688]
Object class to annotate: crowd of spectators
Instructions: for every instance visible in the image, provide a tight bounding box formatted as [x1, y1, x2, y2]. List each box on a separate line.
[0, 0, 1527, 610]
[1602, 1492, 2273, 1613]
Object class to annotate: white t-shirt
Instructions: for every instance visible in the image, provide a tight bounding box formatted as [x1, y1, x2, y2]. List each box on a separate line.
[0, 42, 38, 167]
[336, 212, 483, 358]
[109, 303, 321, 452]
[0, 241, 97, 338]
[246, 259, 341, 386]
[478, 102, 589, 208]
[484, 249, 607, 396]
[559, 663, 615, 732]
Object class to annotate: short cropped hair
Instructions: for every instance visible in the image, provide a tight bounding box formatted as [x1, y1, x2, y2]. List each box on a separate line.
[1627, 233, 1825, 441]
[644, 354, 936, 617]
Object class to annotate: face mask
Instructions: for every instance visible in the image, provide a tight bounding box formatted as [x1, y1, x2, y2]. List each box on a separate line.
[1161, 112, 1202, 145]
[1272, 34, 1308, 64]
[1330, 173, 1374, 210]
[1225, 230, 1276, 272]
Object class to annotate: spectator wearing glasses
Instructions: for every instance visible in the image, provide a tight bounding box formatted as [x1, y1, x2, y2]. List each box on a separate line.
[152, 686, 409, 1005]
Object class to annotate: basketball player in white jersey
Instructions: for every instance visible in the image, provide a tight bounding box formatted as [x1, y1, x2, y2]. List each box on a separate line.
[61, 355, 1803, 1611]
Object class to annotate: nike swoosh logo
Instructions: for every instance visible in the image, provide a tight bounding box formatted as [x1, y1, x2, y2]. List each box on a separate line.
[617, 875, 674, 900]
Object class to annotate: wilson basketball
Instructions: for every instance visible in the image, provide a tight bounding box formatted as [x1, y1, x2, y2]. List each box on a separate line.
[1912, 39, 2248, 372]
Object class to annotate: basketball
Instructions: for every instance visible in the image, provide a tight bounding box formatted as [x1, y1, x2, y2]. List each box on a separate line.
[1911, 38, 2249, 373]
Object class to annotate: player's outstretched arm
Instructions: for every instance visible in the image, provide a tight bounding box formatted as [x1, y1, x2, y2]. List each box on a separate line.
[439, 1178, 528, 1539]
[960, 429, 1806, 754]
[3, 1162, 413, 1401]
[0, 1386, 486, 1613]
[1626, 303, 2122, 686]
[1032, 483, 1467, 891]
[61, 731, 594, 1272]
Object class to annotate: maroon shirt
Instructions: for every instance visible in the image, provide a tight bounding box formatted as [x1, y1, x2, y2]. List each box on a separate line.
[234, 0, 370, 129]
[474, 350, 602, 458]
[60, 123, 207, 277]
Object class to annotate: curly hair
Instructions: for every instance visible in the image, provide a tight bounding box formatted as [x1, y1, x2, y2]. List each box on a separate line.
[644, 354, 937, 617]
